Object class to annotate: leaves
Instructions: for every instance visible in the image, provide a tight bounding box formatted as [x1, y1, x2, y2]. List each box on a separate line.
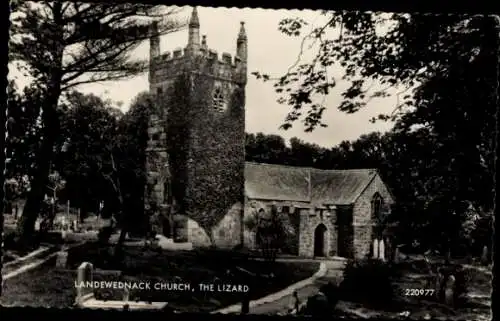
[10, 1, 185, 90]
[256, 12, 495, 132]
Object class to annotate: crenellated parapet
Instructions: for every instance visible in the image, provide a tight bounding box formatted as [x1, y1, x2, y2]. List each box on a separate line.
[150, 47, 247, 85]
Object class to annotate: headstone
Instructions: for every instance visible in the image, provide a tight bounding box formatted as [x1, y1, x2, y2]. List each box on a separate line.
[379, 239, 385, 261]
[56, 251, 68, 268]
[481, 245, 489, 266]
[123, 286, 130, 302]
[444, 275, 456, 306]
[76, 262, 94, 304]
[435, 270, 445, 302]
[393, 247, 400, 264]
[372, 239, 379, 259]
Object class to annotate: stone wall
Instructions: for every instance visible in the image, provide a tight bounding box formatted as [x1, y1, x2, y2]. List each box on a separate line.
[211, 202, 243, 248]
[352, 174, 395, 260]
[243, 199, 308, 254]
[298, 208, 337, 258]
[185, 202, 243, 248]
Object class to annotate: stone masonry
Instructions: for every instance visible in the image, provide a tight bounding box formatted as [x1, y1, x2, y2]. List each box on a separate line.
[145, 8, 247, 247]
[352, 174, 395, 260]
[298, 207, 337, 258]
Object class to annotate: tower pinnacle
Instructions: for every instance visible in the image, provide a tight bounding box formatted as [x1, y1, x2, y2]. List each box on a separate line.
[189, 7, 200, 28]
[187, 7, 200, 51]
[238, 21, 247, 40]
[236, 21, 247, 63]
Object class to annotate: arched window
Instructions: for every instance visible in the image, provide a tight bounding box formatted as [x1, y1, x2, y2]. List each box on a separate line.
[212, 87, 227, 112]
[371, 193, 384, 220]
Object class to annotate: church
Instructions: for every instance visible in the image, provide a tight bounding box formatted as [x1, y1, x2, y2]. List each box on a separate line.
[145, 7, 396, 260]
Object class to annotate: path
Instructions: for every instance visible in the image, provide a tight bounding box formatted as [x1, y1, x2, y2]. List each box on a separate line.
[249, 259, 347, 315]
[2, 246, 60, 279]
[2, 242, 86, 280]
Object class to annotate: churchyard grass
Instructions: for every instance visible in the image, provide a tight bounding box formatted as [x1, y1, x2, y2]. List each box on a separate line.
[1, 242, 320, 312]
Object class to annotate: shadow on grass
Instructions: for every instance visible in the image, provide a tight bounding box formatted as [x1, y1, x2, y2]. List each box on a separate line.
[1, 242, 320, 313]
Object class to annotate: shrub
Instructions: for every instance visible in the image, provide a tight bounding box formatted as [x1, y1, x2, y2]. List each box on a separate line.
[302, 292, 330, 316]
[319, 282, 340, 308]
[339, 258, 397, 308]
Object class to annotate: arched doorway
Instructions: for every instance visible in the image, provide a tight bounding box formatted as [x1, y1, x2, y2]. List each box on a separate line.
[314, 224, 328, 257]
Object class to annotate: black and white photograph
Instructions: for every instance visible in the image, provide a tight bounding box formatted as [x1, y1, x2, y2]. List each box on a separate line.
[2, 2, 495, 319]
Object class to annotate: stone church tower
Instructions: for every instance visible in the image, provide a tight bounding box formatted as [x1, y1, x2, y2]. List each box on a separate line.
[145, 7, 247, 247]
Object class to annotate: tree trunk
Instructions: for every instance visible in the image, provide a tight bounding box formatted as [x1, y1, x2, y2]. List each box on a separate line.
[16, 1, 65, 245]
[17, 91, 61, 245]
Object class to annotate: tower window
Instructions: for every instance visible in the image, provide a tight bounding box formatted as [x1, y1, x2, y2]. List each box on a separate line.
[212, 87, 227, 112]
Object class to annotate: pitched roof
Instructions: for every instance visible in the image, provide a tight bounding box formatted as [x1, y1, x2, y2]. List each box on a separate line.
[244, 162, 378, 205]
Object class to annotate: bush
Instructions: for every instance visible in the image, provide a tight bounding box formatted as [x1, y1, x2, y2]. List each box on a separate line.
[319, 282, 340, 308]
[302, 292, 330, 316]
[339, 258, 397, 308]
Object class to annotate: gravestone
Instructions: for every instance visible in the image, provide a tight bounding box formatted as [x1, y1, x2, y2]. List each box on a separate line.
[444, 275, 456, 307]
[393, 247, 400, 264]
[372, 239, 379, 259]
[481, 245, 489, 266]
[76, 262, 94, 304]
[378, 239, 385, 261]
[123, 286, 130, 302]
[56, 251, 68, 268]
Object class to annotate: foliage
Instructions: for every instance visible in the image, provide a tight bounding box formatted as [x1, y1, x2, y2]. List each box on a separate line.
[163, 74, 245, 236]
[254, 13, 497, 132]
[117, 92, 155, 235]
[339, 258, 397, 308]
[5, 81, 45, 200]
[58, 91, 124, 219]
[255, 205, 287, 261]
[249, 12, 496, 259]
[9, 0, 185, 240]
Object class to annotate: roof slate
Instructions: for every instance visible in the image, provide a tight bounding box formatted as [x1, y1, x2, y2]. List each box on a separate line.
[245, 162, 377, 205]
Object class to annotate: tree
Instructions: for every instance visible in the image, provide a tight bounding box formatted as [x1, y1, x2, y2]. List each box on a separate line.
[58, 91, 123, 220]
[117, 92, 155, 236]
[253, 12, 497, 258]
[9, 1, 185, 241]
[245, 133, 288, 164]
[254, 13, 498, 132]
[5, 81, 45, 205]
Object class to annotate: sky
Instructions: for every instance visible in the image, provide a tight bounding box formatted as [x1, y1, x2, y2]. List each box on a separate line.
[10, 5, 399, 148]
